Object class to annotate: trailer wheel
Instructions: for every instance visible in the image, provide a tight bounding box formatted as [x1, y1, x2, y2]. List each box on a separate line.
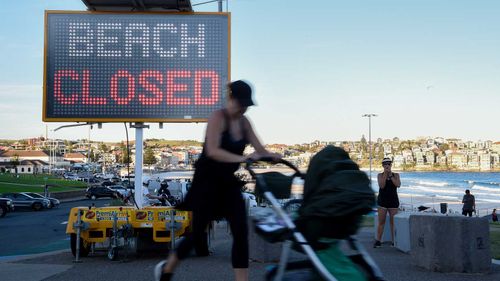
[108, 247, 118, 261]
[70, 233, 90, 257]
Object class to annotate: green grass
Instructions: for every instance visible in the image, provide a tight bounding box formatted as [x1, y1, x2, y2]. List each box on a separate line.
[491, 223, 500, 259]
[0, 173, 87, 193]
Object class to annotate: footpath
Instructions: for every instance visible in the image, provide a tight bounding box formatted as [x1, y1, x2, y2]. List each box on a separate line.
[1, 221, 500, 281]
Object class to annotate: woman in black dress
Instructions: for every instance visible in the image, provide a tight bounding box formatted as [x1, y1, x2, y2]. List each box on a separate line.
[374, 158, 401, 248]
[155, 80, 280, 281]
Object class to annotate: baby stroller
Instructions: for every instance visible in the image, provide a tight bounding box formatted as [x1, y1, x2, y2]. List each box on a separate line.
[246, 146, 385, 281]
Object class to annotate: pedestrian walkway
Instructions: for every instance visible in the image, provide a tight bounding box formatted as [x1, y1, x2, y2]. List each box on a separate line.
[1, 223, 500, 281]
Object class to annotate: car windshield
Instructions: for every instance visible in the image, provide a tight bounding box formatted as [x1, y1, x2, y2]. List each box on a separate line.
[26, 193, 44, 198]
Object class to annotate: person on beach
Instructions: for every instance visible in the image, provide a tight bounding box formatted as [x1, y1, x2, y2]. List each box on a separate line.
[154, 80, 281, 281]
[462, 189, 476, 217]
[492, 209, 498, 222]
[374, 158, 401, 248]
[462, 189, 475, 217]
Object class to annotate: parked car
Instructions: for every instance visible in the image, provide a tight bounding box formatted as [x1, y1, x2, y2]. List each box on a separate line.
[107, 185, 131, 198]
[0, 198, 15, 217]
[85, 186, 118, 200]
[22, 192, 60, 208]
[63, 173, 78, 180]
[0, 193, 50, 211]
[101, 180, 115, 187]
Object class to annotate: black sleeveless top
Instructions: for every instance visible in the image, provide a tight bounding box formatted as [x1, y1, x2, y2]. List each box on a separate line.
[197, 109, 249, 174]
[377, 176, 399, 208]
[177, 109, 250, 213]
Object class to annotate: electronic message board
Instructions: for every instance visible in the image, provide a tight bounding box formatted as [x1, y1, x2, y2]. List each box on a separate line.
[43, 11, 229, 122]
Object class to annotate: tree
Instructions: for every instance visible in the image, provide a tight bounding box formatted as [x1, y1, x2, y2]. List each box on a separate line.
[144, 147, 157, 173]
[99, 143, 108, 153]
[120, 144, 131, 164]
[64, 140, 73, 153]
[438, 143, 449, 152]
[89, 149, 99, 162]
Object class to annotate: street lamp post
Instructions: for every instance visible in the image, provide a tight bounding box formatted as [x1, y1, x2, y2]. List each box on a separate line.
[362, 114, 378, 185]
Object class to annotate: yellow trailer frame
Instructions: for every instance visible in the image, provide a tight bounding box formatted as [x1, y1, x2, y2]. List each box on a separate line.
[66, 206, 191, 258]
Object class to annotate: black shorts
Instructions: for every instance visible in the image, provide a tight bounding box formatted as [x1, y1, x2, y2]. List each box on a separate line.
[462, 209, 473, 217]
[377, 197, 399, 209]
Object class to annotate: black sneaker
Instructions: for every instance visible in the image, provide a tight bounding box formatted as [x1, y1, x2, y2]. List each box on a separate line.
[373, 240, 382, 248]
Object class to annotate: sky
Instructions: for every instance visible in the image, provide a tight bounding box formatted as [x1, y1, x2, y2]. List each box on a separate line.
[0, 0, 499, 144]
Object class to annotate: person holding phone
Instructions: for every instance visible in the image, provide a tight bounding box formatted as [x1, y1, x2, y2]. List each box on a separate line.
[374, 158, 401, 248]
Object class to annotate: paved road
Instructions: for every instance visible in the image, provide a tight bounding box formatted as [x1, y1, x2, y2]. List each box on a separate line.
[0, 199, 110, 257]
[2, 225, 499, 281]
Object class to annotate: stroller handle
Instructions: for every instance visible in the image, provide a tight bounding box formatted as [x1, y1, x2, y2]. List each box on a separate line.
[244, 157, 304, 179]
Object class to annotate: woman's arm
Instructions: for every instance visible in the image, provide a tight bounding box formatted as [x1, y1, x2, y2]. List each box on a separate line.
[204, 110, 247, 163]
[377, 173, 386, 189]
[392, 173, 401, 187]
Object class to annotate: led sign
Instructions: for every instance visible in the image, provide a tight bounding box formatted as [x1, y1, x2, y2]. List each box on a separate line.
[43, 11, 229, 122]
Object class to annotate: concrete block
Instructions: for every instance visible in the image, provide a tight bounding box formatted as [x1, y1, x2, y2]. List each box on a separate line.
[374, 213, 392, 242]
[410, 214, 491, 273]
[394, 212, 411, 253]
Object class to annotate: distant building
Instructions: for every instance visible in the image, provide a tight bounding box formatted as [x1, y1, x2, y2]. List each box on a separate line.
[425, 151, 435, 165]
[64, 152, 87, 163]
[492, 142, 500, 154]
[448, 153, 467, 169]
[467, 154, 480, 170]
[393, 154, 404, 168]
[479, 153, 491, 171]
[437, 155, 447, 166]
[0, 150, 49, 162]
[0, 160, 48, 174]
[415, 151, 425, 167]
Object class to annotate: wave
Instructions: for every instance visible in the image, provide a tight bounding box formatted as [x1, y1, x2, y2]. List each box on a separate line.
[464, 180, 500, 185]
[470, 185, 500, 193]
[401, 185, 462, 196]
[475, 198, 500, 204]
[400, 185, 500, 201]
[416, 180, 450, 187]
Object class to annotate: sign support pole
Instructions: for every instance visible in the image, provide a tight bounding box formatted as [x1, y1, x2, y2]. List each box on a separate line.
[132, 122, 149, 209]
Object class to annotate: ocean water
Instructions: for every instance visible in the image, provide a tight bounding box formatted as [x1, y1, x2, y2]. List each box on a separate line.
[146, 169, 500, 214]
[370, 171, 500, 213]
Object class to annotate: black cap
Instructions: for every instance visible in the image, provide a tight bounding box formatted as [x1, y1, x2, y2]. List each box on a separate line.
[229, 80, 255, 107]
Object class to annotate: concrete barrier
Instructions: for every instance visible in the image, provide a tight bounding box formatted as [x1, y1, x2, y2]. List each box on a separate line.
[410, 214, 491, 273]
[393, 212, 411, 253]
[374, 213, 392, 242]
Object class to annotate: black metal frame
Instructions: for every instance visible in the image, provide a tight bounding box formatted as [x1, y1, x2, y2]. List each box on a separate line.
[81, 0, 193, 12]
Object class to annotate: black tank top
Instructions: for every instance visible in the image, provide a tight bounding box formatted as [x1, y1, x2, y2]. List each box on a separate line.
[177, 109, 250, 212]
[197, 109, 249, 174]
[377, 176, 399, 208]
